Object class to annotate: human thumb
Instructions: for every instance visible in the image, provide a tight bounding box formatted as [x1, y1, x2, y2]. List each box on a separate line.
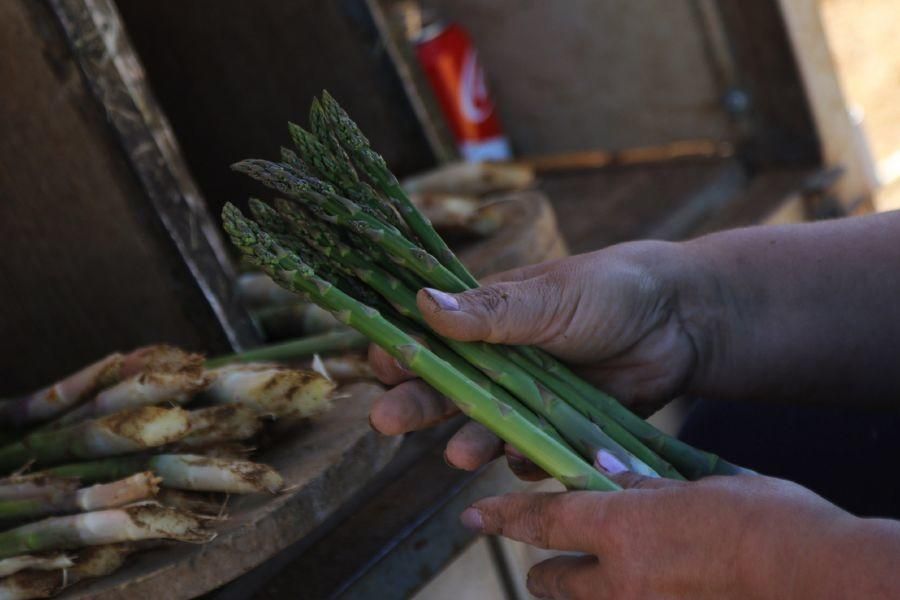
[417, 278, 560, 345]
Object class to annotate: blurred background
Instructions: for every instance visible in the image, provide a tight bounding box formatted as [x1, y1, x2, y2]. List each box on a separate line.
[1, 0, 898, 598]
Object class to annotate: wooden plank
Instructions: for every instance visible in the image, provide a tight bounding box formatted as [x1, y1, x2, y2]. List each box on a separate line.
[777, 0, 878, 211]
[66, 383, 402, 600]
[539, 160, 742, 253]
[49, 0, 258, 352]
[424, 0, 734, 154]
[0, 1, 234, 394]
[714, 0, 821, 165]
[113, 0, 437, 222]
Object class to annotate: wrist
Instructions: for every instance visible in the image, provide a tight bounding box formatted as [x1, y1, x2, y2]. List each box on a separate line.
[657, 239, 737, 398]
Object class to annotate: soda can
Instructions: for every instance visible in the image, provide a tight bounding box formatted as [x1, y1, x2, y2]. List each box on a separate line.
[415, 21, 512, 162]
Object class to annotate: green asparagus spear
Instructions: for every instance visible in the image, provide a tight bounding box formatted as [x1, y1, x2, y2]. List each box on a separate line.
[223, 203, 617, 492]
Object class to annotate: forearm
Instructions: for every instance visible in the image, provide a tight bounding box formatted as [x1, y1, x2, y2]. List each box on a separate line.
[794, 516, 900, 600]
[676, 210, 900, 405]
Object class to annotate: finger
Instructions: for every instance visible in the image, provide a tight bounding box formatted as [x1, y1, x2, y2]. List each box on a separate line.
[367, 344, 416, 385]
[369, 380, 457, 435]
[444, 421, 503, 470]
[607, 470, 687, 490]
[505, 444, 550, 481]
[480, 257, 566, 285]
[417, 277, 561, 345]
[527, 555, 599, 600]
[461, 492, 607, 553]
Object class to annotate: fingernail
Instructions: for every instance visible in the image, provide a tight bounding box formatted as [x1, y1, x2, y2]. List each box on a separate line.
[460, 507, 484, 532]
[443, 450, 460, 470]
[595, 449, 629, 475]
[423, 288, 459, 311]
[392, 358, 412, 376]
[506, 453, 529, 475]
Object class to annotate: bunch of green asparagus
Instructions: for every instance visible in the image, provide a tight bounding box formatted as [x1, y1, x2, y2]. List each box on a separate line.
[0, 344, 334, 598]
[222, 91, 747, 493]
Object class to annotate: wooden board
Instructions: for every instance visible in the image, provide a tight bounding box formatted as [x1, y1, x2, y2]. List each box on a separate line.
[424, 0, 734, 154]
[0, 0, 240, 394]
[64, 383, 401, 600]
[457, 190, 568, 277]
[113, 0, 437, 224]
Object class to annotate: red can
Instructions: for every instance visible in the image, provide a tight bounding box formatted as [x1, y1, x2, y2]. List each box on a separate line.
[415, 21, 511, 162]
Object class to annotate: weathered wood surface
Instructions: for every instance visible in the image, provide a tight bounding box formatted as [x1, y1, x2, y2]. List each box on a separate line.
[65, 382, 401, 600]
[113, 0, 437, 224]
[0, 1, 238, 395]
[425, 0, 733, 154]
[458, 191, 568, 277]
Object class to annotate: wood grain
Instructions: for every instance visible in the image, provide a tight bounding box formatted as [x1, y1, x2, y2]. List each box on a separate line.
[113, 0, 437, 222]
[0, 1, 232, 395]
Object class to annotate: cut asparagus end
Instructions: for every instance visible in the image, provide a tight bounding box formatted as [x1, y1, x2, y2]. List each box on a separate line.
[207, 365, 334, 420]
[156, 489, 224, 516]
[47, 346, 208, 428]
[0, 553, 74, 578]
[0, 544, 135, 599]
[180, 404, 262, 448]
[0, 505, 213, 559]
[78, 505, 215, 545]
[314, 355, 373, 383]
[149, 454, 284, 494]
[75, 472, 161, 511]
[96, 406, 191, 449]
[120, 345, 205, 378]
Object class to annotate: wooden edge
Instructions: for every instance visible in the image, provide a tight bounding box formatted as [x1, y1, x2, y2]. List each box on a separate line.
[47, 0, 260, 351]
[776, 0, 878, 211]
[457, 190, 568, 276]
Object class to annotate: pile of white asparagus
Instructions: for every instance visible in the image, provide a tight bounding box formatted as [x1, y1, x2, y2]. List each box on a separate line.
[0, 345, 335, 599]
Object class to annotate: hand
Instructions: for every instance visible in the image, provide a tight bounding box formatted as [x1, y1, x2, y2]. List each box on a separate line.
[461, 473, 900, 600]
[368, 241, 706, 473]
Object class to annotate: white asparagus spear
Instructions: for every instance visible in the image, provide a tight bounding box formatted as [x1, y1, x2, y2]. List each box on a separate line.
[401, 161, 535, 196]
[0, 505, 212, 559]
[50, 350, 207, 427]
[179, 405, 262, 448]
[149, 454, 283, 494]
[0, 407, 191, 471]
[0, 554, 74, 578]
[0, 544, 135, 600]
[206, 365, 334, 420]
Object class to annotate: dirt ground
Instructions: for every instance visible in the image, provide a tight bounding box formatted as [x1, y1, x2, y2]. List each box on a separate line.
[820, 0, 900, 210]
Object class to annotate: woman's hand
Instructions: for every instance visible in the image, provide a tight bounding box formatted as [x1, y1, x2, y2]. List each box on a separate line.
[368, 240, 713, 473]
[462, 473, 900, 599]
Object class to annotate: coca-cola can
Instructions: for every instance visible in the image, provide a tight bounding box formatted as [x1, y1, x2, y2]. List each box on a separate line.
[415, 21, 512, 162]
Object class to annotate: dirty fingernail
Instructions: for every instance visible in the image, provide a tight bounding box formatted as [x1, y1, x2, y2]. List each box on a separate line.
[595, 449, 628, 475]
[460, 507, 484, 532]
[423, 288, 460, 311]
